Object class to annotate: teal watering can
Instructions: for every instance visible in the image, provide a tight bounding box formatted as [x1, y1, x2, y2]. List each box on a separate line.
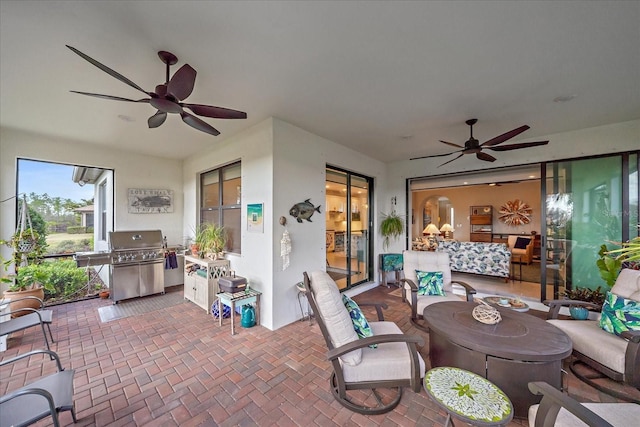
[241, 305, 256, 328]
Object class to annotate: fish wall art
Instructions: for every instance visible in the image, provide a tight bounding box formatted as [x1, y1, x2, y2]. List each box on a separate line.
[289, 199, 321, 223]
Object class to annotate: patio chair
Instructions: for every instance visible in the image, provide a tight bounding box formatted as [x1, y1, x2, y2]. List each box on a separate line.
[400, 250, 476, 331]
[0, 349, 77, 427]
[0, 296, 54, 351]
[546, 268, 640, 402]
[528, 381, 640, 427]
[302, 271, 425, 415]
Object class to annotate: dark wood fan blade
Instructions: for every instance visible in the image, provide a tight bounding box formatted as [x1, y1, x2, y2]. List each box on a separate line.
[182, 103, 247, 119]
[477, 152, 496, 162]
[148, 111, 167, 128]
[180, 112, 220, 136]
[167, 64, 196, 101]
[70, 91, 150, 103]
[66, 45, 149, 96]
[440, 140, 464, 149]
[481, 125, 530, 147]
[410, 150, 461, 161]
[150, 97, 183, 114]
[489, 140, 549, 151]
[438, 153, 464, 167]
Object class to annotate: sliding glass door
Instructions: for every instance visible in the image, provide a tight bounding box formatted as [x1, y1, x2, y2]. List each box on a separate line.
[326, 167, 372, 290]
[541, 153, 638, 301]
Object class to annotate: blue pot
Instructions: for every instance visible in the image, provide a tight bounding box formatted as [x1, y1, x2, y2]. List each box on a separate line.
[570, 306, 589, 320]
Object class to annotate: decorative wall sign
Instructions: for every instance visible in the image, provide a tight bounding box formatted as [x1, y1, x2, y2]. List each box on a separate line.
[127, 189, 174, 213]
[247, 203, 264, 233]
[289, 199, 321, 223]
[498, 199, 532, 226]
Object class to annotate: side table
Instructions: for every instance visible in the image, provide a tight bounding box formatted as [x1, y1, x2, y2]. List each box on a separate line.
[217, 289, 261, 335]
[424, 367, 513, 426]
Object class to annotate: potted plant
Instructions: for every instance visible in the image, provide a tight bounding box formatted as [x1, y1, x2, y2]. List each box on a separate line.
[561, 286, 606, 319]
[379, 211, 404, 251]
[194, 223, 227, 259]
[606, 234, 640, 269]
[597, 244, 623, 288]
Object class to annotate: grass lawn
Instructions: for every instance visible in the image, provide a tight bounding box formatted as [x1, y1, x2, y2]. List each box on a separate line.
[46, 232, 93, 254]
[46, 232, 93, 243]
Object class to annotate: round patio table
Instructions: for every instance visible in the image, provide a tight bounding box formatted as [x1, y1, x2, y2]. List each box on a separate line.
[424, 367, 513, 426]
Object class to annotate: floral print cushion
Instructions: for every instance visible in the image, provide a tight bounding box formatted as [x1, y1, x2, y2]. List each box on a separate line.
[342, 294, 377, 348]
[416, 270, 446, 296]
[437, 241, 510, 278]
[599, 291, 640, 336]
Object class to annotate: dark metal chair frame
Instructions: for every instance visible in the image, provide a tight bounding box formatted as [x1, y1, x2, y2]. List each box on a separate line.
[0, 349, 77, 427]
[303, 272, 425, 415]
[546, 299, 640, 403]
[0, 296, 54, 351]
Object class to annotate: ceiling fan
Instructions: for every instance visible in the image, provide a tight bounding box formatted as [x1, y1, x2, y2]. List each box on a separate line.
[66, 45, 247, 136]
[411, 119, 549, 166]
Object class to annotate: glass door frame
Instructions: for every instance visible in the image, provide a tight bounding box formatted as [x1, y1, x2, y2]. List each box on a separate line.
[326, 165, 373, 290]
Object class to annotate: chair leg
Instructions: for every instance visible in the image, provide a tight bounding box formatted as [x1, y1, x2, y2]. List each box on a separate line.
[570, 358, 640, 404]
[40, 322, 51, 351]
[329, 372, 403, 415]
[46, 322, 55, 343]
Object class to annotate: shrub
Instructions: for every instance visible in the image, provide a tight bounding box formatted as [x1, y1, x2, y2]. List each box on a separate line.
[17, 260, 87, 300]
[67, 226, 86, 234]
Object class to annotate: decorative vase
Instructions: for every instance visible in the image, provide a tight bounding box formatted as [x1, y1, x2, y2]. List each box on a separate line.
[2, 287, 45, 318]
[569, 306, 589, 320]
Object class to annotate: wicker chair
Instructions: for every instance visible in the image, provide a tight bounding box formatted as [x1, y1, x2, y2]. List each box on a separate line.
[546, 268, 640, 402]
[400, 250, 476, 331]
[0, 349, 77, 427]
[528, 381, 640, 427]
[302, 271, 425, 415]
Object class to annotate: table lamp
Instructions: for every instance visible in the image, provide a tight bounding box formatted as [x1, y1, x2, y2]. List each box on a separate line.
[423, 223, 440, 249]
[440, 223, 454, 240]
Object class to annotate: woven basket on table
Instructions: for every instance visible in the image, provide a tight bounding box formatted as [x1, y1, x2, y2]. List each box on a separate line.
[472, 301, 502, 325]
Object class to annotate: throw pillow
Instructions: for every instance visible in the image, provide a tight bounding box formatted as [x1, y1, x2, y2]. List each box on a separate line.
[599, 291, 640, 336]
[514, 237, 531, 249]
[342, 294, 376, 348]
[415, 270, 446, 296]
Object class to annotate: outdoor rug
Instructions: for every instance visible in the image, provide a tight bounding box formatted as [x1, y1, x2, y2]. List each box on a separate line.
[98, 289, 186, 323]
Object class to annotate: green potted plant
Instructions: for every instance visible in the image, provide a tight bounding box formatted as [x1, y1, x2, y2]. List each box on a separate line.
[379, 211, 404, 251]
[194, 223, 227, 259]
[606, 234, 640, 268]
[597, 244, 623, 288]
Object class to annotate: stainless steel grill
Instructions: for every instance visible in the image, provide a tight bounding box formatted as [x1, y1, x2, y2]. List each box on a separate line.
[108, 230, 165, 303]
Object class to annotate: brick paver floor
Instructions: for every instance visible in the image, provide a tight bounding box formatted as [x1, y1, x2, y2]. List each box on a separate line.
[1, 285, 636, 426]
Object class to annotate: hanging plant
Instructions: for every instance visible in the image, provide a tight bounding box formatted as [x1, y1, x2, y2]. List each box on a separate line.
[379, 211, 404, 251]
[498, 199, 532, 226]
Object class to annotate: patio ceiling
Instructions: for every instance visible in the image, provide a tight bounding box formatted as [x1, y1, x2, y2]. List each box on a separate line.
[1, 1, 639, 162]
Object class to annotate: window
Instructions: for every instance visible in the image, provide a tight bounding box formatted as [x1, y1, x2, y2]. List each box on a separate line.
[200, 162, 241, 253]
[98, 181, 107, 241]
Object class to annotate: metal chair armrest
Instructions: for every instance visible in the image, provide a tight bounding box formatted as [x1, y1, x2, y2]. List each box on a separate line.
[0, 387, 61, 427]
[528, 381, 613, 427]
[0, 349, 63, 371]
[358, 302, 388, 321]
[399, 279, 419, 319]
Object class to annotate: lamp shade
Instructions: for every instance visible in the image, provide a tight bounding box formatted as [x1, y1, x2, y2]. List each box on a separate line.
[440, 223, 453, 232]
[423, 223, 440, 235]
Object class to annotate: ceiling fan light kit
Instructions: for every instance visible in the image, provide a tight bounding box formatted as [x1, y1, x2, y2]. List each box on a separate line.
[66, 45, 247, 136]
[411, 118, 549, 166]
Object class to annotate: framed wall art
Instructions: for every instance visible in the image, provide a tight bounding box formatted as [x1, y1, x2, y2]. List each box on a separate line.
[247, 203, 264, 233]
[127, 188, 174, 213]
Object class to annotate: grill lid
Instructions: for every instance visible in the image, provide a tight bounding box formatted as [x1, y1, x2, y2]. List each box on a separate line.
[109, 230, 163, 250]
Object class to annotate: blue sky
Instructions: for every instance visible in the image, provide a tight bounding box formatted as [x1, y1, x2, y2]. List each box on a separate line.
[18, 159, 95, 202]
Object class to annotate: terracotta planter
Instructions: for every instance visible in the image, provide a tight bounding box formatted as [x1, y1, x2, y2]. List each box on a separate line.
[99, 290, 110, 299]
[2, 287, 45, 318]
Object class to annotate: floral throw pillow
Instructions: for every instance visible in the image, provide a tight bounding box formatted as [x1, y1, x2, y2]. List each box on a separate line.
[416, 270, 446, 296]
[342, 294, 376, 348]
[599, 291, 640, 336]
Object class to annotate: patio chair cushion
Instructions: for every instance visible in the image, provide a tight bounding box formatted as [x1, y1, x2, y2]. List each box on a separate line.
[528, 402, 640, 427]
[610, 268, 640, 300]
[403, 251, 453, 292]
[311, 271, 361, 366]
[342, 294, 375, 347]
[547, 318, 627, 375]
[599, 291, 640, 336]
[415, 270, 445, 296]
[342, 321, 426, 383]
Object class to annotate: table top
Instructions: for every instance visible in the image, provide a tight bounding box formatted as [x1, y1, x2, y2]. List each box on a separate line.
[217, 288, 261, 302]
[423, 301, 572, 362]
[424, 367, 513, 426]
[483, 296, 529, 312]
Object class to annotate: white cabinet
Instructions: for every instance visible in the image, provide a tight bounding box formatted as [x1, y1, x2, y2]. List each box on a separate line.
[184, 256, 230, 313]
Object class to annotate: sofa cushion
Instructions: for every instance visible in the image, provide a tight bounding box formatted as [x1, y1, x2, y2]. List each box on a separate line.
[599, 291, 640, 336]
[514, 237, 531, 249]
[342, 294, 376, 348]
[415, 270, 446, 296]
[311, 271, 361, 366]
